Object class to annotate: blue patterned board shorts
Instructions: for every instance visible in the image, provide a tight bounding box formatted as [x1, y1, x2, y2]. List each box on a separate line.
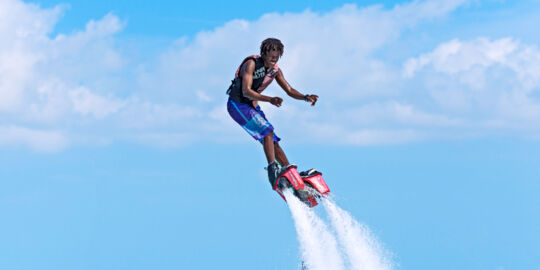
[227, 98, 281, 143]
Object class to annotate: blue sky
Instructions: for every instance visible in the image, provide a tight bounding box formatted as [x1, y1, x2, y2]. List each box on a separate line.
[1, 0, 540, 269]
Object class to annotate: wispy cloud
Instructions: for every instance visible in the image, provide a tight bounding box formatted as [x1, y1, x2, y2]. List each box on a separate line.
[404, 37, 540, 130]
[0, 126, 68, 152]
[4, 0, 539, 150]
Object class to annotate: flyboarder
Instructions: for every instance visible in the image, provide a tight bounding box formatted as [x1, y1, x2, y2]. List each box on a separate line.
[226, 38, 318, 187]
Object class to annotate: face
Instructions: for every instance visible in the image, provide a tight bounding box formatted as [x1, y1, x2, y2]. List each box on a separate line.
[262, 49, 280, 68]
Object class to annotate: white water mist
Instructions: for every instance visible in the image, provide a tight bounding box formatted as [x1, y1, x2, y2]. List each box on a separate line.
[323, 199, 392, 270]
[284, 190, 345, 270]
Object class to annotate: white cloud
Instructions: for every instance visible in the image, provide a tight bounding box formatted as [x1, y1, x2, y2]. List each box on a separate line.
[126, 0, 473, 147]
[0, 0, 63, 112]
[404, 37, 540, 130]
[146, 0, 470, 102]
[292, 121, 423, 145]
[338, 102, 462, 127]
[0, 126, 68, 152]
[196, 90, 212, 102]
[7, 0, 540, 150]
[116, 101, 202, 129]
[403, 37, 540, 92]
[346, 129, 422, 145]
[0, 0, 127, 119]
[404, 38, 520, 77]
[69, 87, 126, 118]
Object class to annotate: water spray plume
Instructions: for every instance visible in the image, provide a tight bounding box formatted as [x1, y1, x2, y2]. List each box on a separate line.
[323, 199, 393, 270]
[284, 190, 392, 270]
[284, 190, 345, 270]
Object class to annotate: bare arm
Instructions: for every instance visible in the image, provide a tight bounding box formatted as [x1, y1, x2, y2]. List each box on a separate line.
[242, 60, 283, 107]
[275, 69, 318, 106]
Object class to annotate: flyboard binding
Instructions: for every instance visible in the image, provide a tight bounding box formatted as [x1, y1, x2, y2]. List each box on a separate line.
[273, 165, 330, 207]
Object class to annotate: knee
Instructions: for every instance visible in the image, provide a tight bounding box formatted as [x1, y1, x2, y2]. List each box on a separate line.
[263, 132, 274, 142]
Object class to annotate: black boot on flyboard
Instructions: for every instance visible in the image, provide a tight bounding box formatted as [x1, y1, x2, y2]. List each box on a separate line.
[267, 163, 330, 207]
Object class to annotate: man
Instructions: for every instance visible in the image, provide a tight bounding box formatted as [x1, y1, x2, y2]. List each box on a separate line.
[226, 38, 318, 187]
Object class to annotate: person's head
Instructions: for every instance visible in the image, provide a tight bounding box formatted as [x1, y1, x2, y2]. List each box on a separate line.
[260, 38, 284, 68]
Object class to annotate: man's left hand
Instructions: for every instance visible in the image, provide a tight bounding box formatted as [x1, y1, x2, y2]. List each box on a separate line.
[305, 94, 318, 106]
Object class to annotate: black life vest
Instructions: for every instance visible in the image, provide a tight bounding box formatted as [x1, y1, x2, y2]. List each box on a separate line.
[226, 55, 279, 105]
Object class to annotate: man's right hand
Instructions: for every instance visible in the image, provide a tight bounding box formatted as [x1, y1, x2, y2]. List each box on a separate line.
[270, 97, 283, 107]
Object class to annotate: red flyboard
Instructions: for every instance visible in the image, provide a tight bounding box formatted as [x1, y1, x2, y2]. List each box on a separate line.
[273, 166, 305, 191]
[302, 172, 330, 195]
[273, 166, 330, 208]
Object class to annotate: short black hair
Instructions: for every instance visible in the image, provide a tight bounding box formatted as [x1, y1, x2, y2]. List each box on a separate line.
[260, 38, 284, 57]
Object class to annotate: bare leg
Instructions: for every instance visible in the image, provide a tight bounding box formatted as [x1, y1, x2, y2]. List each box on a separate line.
[263, 132, 276, 164]
[274, 141, 290, 167]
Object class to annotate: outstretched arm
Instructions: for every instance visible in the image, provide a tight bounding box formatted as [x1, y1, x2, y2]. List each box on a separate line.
[242, 60, 283, 107]
[275, 69, 318, 106]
